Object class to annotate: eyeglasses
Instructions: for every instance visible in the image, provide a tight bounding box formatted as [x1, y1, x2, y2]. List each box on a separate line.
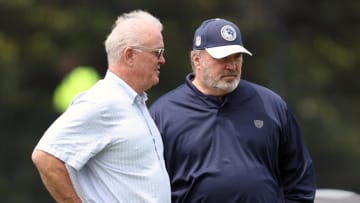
[131, 46, 165, 59]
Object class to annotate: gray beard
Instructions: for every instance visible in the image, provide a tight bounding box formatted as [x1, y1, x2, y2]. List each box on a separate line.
[211, 78, 240, 93]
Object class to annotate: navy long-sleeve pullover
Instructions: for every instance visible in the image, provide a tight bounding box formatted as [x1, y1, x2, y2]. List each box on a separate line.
[150, 73, 316, 203]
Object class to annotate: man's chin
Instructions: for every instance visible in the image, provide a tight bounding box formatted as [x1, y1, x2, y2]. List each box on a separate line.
[218, 80, 239, 92]
[152, 78, 160, 86]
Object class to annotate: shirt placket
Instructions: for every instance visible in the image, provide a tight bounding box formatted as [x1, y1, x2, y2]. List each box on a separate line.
[135, 96, 163, 163]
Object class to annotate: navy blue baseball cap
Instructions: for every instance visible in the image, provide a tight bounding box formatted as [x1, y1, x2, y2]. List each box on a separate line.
[193, 18, 252, 59]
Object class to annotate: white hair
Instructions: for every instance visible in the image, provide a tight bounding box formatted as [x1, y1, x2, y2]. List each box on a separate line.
[104, 10, 163, 65]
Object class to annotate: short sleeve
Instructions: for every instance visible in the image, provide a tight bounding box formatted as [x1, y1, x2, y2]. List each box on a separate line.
[35, 99, 112, 170]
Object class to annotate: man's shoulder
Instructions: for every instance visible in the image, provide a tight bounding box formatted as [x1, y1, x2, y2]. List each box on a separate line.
[240, 80, 284, 101]
[69, 80, 133, 115]
[153, 84, 188, 103]
[149, 83, 193, 116]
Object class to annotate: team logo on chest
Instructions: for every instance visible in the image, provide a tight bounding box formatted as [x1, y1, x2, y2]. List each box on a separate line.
[254, 120, 264, 128]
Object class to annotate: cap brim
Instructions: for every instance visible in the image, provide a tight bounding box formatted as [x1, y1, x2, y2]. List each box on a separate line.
[205, 45, 252, 59]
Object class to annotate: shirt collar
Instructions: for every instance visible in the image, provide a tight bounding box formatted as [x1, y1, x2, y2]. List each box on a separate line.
[104, 70, 148, 104]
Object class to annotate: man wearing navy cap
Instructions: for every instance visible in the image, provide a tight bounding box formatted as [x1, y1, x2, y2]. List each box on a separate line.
[150, 18, 316, 202]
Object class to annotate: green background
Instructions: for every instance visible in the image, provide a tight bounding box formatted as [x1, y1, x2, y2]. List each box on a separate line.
[0, 0, 359, 202]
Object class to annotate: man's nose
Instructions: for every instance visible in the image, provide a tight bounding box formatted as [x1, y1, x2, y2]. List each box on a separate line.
[224, 59, 237, 70]
[159, 55, 166, 64]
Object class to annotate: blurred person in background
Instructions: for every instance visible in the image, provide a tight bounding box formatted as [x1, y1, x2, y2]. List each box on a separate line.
[150, 18, 316, 203]
[31, 9, 170, 203]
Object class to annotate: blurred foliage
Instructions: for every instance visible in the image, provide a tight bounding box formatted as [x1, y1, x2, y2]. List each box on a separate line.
[0, 0, 359, 202]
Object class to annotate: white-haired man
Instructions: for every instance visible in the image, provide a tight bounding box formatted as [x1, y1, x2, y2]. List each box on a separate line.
[32, 10, 170, 203]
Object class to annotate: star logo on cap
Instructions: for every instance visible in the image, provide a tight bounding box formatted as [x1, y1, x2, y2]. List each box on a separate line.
[221, 25, 237, 41]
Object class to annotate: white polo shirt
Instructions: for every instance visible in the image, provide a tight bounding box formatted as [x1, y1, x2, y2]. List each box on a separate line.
[35, 71, 171, 203]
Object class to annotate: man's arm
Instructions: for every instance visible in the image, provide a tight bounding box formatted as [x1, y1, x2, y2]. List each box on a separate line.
[280, 110, 316, 203]
[31, 150, 82, 203]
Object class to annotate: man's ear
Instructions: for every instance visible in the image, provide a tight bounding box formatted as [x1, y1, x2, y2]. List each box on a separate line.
[192, 52, 201, 67]
[123, 47, 135, 66]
